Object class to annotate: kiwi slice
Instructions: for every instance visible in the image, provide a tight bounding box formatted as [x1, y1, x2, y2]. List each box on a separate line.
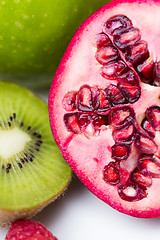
[0, 81, 72, 227]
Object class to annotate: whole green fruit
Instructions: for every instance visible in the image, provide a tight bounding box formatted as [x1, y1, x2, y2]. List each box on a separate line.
[0, 0, 110, 90]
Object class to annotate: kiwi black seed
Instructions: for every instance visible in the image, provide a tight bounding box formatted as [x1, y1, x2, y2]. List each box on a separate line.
[0, 82, 72, 227]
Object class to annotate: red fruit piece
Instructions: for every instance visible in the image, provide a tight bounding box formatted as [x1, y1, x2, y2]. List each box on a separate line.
[135, 133, 158, 154]
[112, 123, 136, 144]
[120, 70, 140, 86]
[118, 182, 147, 202]
[62, 91, 77, 111]
[64, 113, 81, 134]
[118, 82, 141, 103]
[145, 105, 160, 131]
[96, 89, 111, 112]
[138, 155, 160, 178]
[108, 105, 135, 129]
[137, 57, 155, 83]
[100, 60, 128, 79]
[49, 0, 160, 218]
[104, 15, 132, 35]
[103, 161, 120, 185]
[96, 45, 120, 65]
[106, 84, 126, 106]
[131, 168, 152, 187]
[125, 40, 149, 66]
[111, 143, 130, 161]
[76, 85, 93, 112]
[5, 220, 57, 240]
[113, 28, 141, 50]
[93, 33, 111, 48]
[141, 118, 155, 138]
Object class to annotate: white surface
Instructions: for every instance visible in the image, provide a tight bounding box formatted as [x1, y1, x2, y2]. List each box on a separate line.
[1, 174, 160, 240]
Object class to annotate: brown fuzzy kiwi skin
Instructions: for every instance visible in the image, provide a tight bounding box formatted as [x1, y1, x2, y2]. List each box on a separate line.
[0, 175, 72, 228]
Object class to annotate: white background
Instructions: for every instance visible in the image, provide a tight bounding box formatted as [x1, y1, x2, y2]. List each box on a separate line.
[1, 174, 160, 240]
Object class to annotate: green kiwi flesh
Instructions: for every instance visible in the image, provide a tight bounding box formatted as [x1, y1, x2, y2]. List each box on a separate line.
[0, 81, 72, 226]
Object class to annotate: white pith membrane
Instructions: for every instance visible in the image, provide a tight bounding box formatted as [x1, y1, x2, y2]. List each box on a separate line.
[0, 127, 31, 160]
[49, 0, 160, 217]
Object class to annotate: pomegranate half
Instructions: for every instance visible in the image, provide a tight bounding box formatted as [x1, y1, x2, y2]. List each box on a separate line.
[49, 0, 160, 218]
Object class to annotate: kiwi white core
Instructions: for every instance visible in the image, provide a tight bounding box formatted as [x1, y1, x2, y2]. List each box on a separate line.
[0, 127, 31, 159]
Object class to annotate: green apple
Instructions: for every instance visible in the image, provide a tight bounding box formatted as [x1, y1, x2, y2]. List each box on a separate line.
[0, 0, 110, 89]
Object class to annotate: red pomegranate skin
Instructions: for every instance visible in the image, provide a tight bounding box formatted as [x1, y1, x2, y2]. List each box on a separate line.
[49, 0, 160, 218]
[5, 220, 57, 240]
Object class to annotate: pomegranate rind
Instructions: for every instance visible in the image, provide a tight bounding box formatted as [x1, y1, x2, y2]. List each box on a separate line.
[49, 0, 160, 218]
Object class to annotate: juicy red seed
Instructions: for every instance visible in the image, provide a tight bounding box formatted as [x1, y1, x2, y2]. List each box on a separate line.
[93, 32, 111, 48]
[145, 105, 160, 131]
[112, 123, 136, 144]
[96, 45, 120, 65]
[113, 28, 141, 50]
[125, 40, 149, 66]
[103, 161, 120, 185]
[64, 112, 108, 135]
[100, 60, 128, 79]
[64, 113, 81, 134]
[92, 114, 108, 129]
[96, 89, 111, 113]
[111, 143, 130, 161]
[118, 182, 147, 202]
[118, 82, 141, 103]
[104, 15, 132, 35]
[154, 61, 160, 86]
[76, 85, 93, 112]
[120, 70, 140, 86]
[137, 57, 155, 84]
[138, 156, 160, 178]
[62, 91, 77, 111]
[131, 168, 152, 187]
[107, 84, 126, 106]
[141, 118, 155, 138]
[79, 113, 107, 132]
[134, 133, 158, 154]
[108, 105, 135, 129]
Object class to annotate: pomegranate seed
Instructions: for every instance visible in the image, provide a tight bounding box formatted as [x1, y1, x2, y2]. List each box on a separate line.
[93, 32, 111, 48]
[104, 15, 132, 35]
[137, 57, 155, 84]
[103, 161, 120, 185]
[79, 113, 107, 132]
[120, 70, 140, 86]
[76, 85, 93, 112]
[138, 156, 160, 178]
[135, 133, 158, 154]
[112, 123, 136, 144]
[111, 143, 130, 161]
[100, 60, 128, 79]
[131, 168, 152, 187]
[96, 45, 120, 65]
[145, 105, 160, 131]
[64, 113, 81, 134]
[154, 61, 160, 86]
[106, 84, 126, 106]
[141, 118, 155, 138]
[118, 181, 147, 202]
[62, 91, 77, 111]
[118, 82, 141, 103]
[125, 40, 149, 66]
[96, 89, 111, 113]
[92, 114, 108, 129]
[108, 105, 135, 129]
[113, 28, 141, 50]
